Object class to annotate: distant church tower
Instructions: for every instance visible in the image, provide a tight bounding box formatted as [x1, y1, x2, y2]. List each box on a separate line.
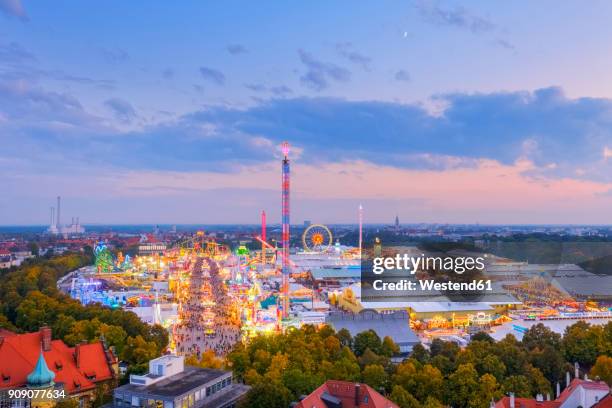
[394, 215, 400, 233]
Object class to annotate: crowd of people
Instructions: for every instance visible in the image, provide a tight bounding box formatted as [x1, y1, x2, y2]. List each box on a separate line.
[174, 256, 241, 357]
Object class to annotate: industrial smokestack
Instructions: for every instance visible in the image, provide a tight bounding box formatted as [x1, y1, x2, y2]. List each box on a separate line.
[50, 207, 55, 227]
[56, 196, 61, 229]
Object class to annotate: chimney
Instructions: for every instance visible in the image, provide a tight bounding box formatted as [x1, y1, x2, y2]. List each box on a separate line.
[354, 383, 360, 407]
[546, 393, 551, 401]
[489, 399, 495, 408]
[40, 326, 52, 352]
[575, 362, 580, 379]
[566, 371, 571, 387]
[556, 381, 561, 398]
[75, 343, 81, 368]
[509, 392, 515, 408]
[536, 394, 543, 402]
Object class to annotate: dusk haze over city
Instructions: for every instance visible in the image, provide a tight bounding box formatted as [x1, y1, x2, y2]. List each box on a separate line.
[2, 2, 612, 408]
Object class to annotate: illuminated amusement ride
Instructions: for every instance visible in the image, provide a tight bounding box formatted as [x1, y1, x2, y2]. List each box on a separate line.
[302, 224, 333, 253]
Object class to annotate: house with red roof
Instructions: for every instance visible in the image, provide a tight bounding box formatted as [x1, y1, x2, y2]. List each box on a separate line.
[293, 380, 399, 408]
[0, 326, 119, 407]
[495, 379, 610, 408]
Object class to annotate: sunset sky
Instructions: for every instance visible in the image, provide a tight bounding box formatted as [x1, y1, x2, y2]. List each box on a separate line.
[1, 0, 612, 225]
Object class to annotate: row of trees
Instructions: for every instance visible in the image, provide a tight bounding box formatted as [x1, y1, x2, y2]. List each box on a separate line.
[217, 321, 612, 408]
[0, 253, 168, 375]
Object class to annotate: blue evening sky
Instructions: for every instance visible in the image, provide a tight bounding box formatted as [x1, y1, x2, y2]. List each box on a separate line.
[1, 1, 612, 224]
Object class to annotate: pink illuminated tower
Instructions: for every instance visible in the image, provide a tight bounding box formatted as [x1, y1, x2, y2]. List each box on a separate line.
[281, 141, 290, 318]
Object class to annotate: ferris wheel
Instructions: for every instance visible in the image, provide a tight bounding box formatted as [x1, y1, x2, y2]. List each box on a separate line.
[302, 224, 333, 252]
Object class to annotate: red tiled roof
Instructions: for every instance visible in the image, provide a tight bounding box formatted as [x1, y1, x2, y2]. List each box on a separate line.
[0, 328, 115, 394]
[495, 379, 610, 408]
[557, 378, 609, 403]
[0, 329, 16, 337]
[295, 380, 399, 408]
[594, 394, 612, 407]
[495, 397, 560, 408]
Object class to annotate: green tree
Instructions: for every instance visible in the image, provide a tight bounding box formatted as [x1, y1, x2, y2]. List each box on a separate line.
[358, 348, 388, 368]
[410, 343, 430, 364]
[389, 385, 420, 408]
[446, 363, 479, 408]
[502, 375, 532, 397]
[65, 318, 103, 345]
[331, 357, 361, 382]
[529, 345, 564, 384]
[241, 381, 292, 408]
[336, 328, 352, 347]
[430, 338, 460, 361]
[227, 346, 251, 380]
[324, 335, 341, 358]
[562, 321, 601, 367]
[252, 349, 272, 374]
[98, 323, 128, 355]
[412, 364, 444, 402]
[430, 354, 454, 376]
[149, 324, 169, 352]
[591, 355, 612, 386]
[282, 368, 320, 398]
[522, 323, 562, 351]
[475, 373, 501, 408]
[353, 329, 382, 356]
[525, 365, 551, 396]
[318, 324, 335, 339]
[422, 397, 444, 408]
[600, 321, 612, 356]
[51, 314, 76, 339]
[471, 331, 494, 343]
[121, 335, 158, 373]
[362, 364, 387, 390]
[381, 336, 400, 357]
[494, 335, 528, 376]
[185, 349, 224, 369]
[0, 313, 17, 331]
[392, 360, 417, 392]
[266, 353, 290, 382]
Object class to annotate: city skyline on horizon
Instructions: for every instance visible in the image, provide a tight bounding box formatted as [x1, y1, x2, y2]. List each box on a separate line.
[2, 1, 612, 225]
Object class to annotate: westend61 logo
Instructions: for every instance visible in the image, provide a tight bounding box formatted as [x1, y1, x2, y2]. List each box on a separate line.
[360, 248, 500, 303]
[372, 254, 486, 275]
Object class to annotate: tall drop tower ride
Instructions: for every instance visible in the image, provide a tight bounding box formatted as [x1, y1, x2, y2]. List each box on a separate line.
[281, 141, 290, 319]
